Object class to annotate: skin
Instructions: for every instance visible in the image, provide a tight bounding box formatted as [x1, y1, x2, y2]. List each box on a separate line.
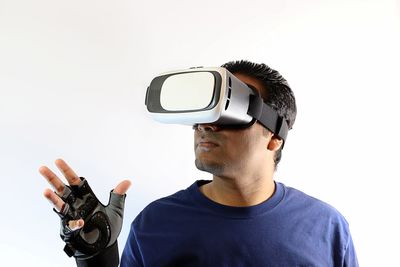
[40, 73, 282, 229]
[40, 159, 131, 230]
[194, 73, 283, 207]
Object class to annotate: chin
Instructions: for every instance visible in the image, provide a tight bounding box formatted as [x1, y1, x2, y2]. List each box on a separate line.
[194, 159, 225, 176]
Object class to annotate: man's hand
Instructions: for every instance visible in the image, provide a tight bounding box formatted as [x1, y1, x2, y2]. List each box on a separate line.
[40, 159, 131, 259]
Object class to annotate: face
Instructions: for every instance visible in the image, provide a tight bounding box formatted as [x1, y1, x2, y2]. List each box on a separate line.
[194, 73, 276, 177]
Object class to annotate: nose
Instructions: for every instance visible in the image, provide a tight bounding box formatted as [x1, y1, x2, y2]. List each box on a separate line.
[194, 123, 221, 132]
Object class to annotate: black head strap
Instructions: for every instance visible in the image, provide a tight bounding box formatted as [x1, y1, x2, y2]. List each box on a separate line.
[247, 94, 289, 144]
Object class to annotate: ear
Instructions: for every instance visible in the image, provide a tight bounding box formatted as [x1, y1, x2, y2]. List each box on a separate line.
[267, 136, 283, 152]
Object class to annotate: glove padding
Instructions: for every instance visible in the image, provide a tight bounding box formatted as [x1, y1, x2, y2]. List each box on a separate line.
[54, 177, 126, 259]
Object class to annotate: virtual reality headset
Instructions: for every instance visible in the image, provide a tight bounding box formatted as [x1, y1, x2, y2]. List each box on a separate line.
[145, 67, 289, 144]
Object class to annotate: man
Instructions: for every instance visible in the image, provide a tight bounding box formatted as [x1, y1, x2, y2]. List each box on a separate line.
[41, 60, 358, 266]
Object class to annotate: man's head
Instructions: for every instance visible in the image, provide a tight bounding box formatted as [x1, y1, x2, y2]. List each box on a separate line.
[194, 60, 297, 175]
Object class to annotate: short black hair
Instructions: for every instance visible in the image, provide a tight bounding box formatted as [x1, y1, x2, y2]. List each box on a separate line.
[222, 60, 297, 168]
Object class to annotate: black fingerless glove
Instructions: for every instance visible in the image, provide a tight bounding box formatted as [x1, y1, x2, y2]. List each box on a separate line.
[54, 177, 126, 264]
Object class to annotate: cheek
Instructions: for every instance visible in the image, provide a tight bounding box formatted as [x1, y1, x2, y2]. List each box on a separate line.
[237, 131, 268, 156]
[228, 133, 262, 156]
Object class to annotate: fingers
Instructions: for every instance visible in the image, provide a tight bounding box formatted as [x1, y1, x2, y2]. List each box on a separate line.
[113, 180, 131, 195]
[39, 159, 80, 194]
[68, 219, 84, 231]
[40, 166, 65, 194]
[43, 188, 65, 211]
[55, 158, 81, 186]
[44, 189, 84, 230]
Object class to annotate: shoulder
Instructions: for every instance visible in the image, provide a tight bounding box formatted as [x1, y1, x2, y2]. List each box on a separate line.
[277, 183, 358, 264]
[279, 183, 352, 248]
[145, 184, 194, 211]
[131, 183, 196, 227]
[283, 183, 346, 214]
[279, 182, 350, 230]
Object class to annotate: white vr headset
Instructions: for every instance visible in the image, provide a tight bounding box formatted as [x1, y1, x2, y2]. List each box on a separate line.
[145, 67, 289, 144]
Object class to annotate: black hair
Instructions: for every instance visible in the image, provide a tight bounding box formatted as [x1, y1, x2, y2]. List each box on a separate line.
[221, 60, 297, 168]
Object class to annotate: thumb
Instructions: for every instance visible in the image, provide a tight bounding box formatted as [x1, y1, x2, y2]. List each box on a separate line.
[113, 180, 131, 195]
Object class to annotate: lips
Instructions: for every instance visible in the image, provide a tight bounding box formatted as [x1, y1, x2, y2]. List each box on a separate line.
[198, 141, 218, 148]
[196, 135, 220, 150]
[195, 130, 222, 151]
[197, 135, 219, 146]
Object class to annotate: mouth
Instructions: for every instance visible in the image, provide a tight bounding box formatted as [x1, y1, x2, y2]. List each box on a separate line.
[198, 141, 219, 148]
[194, 130, 222, 151]
[195, 137, 220, 150]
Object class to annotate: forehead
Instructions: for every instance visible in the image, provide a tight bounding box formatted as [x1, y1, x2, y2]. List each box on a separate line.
[232, 73, 267, 99]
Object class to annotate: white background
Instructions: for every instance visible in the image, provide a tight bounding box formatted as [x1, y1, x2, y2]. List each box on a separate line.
[1, 0, 399, 266]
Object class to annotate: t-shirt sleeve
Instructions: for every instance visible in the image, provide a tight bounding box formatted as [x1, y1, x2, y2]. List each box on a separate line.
[120, 215, 145, 267]
[343, 233, 359, 267]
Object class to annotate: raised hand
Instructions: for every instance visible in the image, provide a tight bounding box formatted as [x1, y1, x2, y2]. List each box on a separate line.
[40, 159, 131, 259]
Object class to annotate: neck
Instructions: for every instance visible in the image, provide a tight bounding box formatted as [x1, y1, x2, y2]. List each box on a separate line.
[199, 171, 276, 207]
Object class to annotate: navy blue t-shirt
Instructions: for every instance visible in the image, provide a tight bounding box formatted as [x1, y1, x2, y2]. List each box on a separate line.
[121, 181, 358, 266]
